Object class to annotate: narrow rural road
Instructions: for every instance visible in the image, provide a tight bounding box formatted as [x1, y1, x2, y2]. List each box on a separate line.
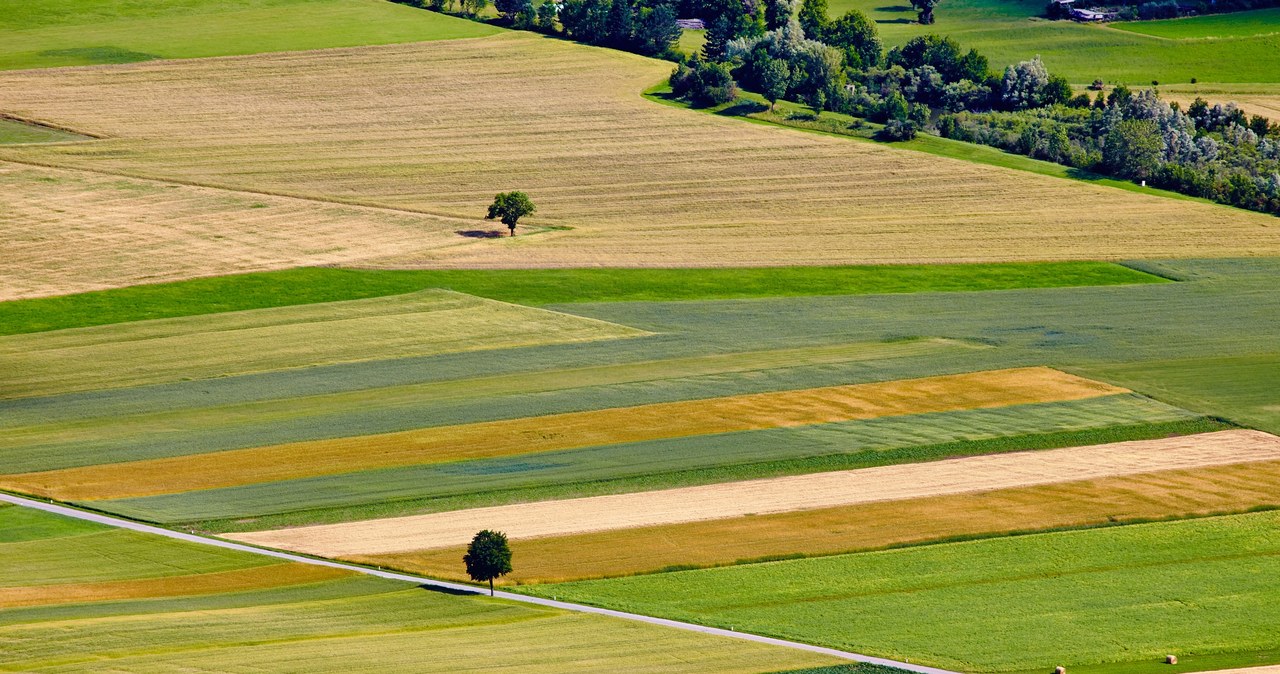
[1, 492, 959, 674]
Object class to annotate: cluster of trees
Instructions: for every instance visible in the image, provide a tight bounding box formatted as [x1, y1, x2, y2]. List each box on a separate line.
[1056, 0, 1278, 20]
[938, 87, 1280, 214]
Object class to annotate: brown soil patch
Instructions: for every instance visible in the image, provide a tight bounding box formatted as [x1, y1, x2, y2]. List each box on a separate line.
[229, 429, 1280, 557]
[0, 367, 1121, 501]
[359, 459, 1280, 583]
[0, 563, 351, 608]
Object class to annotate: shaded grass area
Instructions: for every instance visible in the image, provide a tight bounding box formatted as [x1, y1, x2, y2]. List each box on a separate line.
[0, 506, 839, 673]
[0, 0, 497, 70]
[195, 416, 1227, 533]
[0, 118, 90, 144]
[522, 510, 1280, 673]
[0, 262, 1165, 336]
[361, 456, 1280, 584]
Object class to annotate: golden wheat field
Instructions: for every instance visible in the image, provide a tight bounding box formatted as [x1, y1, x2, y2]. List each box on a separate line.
[228, 429, 1280, 557]
[2, 34, 1278, 275]
[0, 163, 473, 300]
[0, 564, 351, 609]
[0, 367, 1118, 500]
[359, 458, 1280, 583]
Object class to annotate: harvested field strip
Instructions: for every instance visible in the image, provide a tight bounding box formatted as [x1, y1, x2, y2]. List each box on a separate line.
[0, 263, 1166, 335]
[0, 564, 352, 609]
[0, 338, 975, 471]
[229, 429, 1280, 556]
[0, 163, 473, 302]
[0, 289, 645, 399]
[362, 458, 1280, 583]
[100, 395, 1202, 523]
[523, 510, 1280, 672]
[0, 367, 1122, 500]
[1, 35, 1277, 268]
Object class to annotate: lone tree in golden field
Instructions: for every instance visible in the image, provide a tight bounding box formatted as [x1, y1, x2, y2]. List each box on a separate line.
[486, 192, 536, 236]
[464, 529, 513, 595]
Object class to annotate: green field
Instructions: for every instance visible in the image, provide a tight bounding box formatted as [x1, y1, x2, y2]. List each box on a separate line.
[0, 0, 497, 70]
[522, 510, 1280, 673]
[0, 118, 89, 144]
[825, 0, 1280, 83]
[0, 263, 1163, 336]
[1112, 7, 1280, 38]
[0, 505, 841, 673]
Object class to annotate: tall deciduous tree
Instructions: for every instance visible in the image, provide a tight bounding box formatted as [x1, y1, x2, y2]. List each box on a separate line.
[463, 530, 513, 596]
[758, 57, 790, 110]
[825, 9, 880, 69]
[910, 0, 938, 24]
[797, 0, 828, 40]
[486, 191, 537, 236]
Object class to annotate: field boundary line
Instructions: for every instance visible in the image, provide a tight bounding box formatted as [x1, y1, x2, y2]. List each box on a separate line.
[0, 491, 957, 674]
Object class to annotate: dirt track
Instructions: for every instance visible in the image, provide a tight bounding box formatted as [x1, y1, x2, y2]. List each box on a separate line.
[230, 429, 1280, 556]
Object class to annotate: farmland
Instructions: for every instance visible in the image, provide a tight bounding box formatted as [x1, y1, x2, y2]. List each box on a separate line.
[2, 35, 1278, 274]
[825, 0, 1280, 84]
[0, 505, 840, 673]
[0, 0, 496, 70]
[521, 510, 1280, 672]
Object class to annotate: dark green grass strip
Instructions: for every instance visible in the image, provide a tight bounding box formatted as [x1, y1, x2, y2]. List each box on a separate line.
[194, 416, 1229, 533]
[0, 263, 1166, 335]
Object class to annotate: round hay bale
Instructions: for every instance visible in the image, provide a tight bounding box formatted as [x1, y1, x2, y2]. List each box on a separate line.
[1055, 667, 1067, 674]
[1166, 655, 1178, 665]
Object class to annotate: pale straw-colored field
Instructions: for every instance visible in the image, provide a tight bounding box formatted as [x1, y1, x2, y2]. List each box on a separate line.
[0, 163, 472, 300]
[2, 33, 1278, 280]
[0, 367, 1119, 500]
[229, 429, 1280, 557]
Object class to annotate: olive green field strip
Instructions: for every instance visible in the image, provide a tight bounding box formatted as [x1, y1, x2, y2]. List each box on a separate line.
[521, 510, 1280, 672]
[364, 457, 1280, 584]
[92, 394, 1202, 524]
[228, 429, 1280, 557]
[0, 339, 976, 473]
[0, 367, 1121, 501]
[2, 35, 1278, 277]
[0, 163, 474, 301]
[0, 507, 838, 674]
[0, 289, 646, 399]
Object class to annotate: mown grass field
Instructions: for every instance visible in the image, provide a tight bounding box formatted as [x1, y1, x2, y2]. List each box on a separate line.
[0, 0, 496, 70]
[0, 505, 841, 673]
[0, 262, 1164, 334]
[0, 119, 88, 144]
[363, 457, 1280, 583]
[1, 35, 1276, 275]
[0, 289, 643, 399]
[522, 510, 1280, 672]
[826, 0, 1280, 84]
[1112, 7, 1280, 38]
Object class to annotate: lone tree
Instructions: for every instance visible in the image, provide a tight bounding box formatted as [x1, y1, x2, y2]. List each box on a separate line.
[463, 529, 512, 596]
[486, 191, 536, 236]
[910, 0, 939, 24]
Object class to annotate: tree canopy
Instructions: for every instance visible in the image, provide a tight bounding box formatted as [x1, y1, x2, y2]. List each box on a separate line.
[463, 529, 513, 595]
[486, 192, 536, 236]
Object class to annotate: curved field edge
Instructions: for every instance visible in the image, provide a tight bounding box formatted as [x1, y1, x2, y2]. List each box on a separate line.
[516, 509, 1280, 673]
[0, 262, 1167, 336]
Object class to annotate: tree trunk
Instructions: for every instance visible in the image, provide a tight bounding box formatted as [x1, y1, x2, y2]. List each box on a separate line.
[490, 578, 495, 596]
[508, 224, 516, 237]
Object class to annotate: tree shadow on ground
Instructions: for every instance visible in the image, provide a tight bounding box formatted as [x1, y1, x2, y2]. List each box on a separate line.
[456, 229, 506, 238]
[716, 100, 769, 116]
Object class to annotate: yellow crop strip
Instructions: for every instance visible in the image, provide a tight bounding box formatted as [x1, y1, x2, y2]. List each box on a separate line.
[0, 367, 1124, 501]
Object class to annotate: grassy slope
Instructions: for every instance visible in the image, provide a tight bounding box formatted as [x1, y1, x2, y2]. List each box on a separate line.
[825, 0, 1280, 83]
[1111, 7, 1280, 38]
[0, 0, 496, 70]
[0, 118, 88, 144]
[0, 263, 1163, 335]
[522, 510, 1280, 673]
[0, 506, 837, 673]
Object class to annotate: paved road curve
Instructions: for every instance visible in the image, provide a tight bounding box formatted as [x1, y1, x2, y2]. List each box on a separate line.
[1, 492, 959, 674]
